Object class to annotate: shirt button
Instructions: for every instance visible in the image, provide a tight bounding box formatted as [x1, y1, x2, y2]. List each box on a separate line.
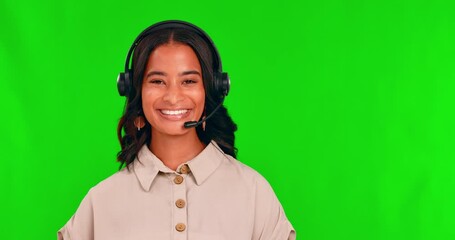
[180, 164, 191, 174]
[174, 175, 184, 184]
[175, 199, 186, 208]
[175, 223, 186, 232]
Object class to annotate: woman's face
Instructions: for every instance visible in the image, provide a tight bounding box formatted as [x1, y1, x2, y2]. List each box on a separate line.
[141, 43, 205, 137]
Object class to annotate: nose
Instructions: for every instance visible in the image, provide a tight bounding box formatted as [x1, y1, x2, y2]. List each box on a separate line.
[162, 83, 184, 104]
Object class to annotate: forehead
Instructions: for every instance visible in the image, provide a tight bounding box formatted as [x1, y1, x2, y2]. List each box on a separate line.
[145, 43, 201, 71]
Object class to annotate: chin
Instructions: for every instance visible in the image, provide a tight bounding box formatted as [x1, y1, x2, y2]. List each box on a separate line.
[166, 130, 191, 136]
[153, 124, 192, 137]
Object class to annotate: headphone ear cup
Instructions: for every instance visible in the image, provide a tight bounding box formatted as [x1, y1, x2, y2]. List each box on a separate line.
[216, 72, 230, 97]
[221, 72, 230, 96]
[117, 70, 132, 97]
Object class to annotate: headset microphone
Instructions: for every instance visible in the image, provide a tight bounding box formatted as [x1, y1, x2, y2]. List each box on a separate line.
[184, 98, 224, 128]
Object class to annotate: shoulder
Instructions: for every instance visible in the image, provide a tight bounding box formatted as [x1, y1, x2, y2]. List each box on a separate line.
[220, 154, 275, 192]
[86, 167, 136, 200]
[222, 155, 296, 240]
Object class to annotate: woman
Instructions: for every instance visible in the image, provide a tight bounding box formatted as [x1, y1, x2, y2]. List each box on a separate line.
[58, 20, 295, 240]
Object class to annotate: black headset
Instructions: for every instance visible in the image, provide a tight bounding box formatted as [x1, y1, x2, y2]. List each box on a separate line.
[117, 20, 230, 99]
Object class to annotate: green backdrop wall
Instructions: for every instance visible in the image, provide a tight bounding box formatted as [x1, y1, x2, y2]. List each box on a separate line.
[1, 0, 454, 239]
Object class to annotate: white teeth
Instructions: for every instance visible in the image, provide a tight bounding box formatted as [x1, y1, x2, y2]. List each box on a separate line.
[160, 109, 189, 115]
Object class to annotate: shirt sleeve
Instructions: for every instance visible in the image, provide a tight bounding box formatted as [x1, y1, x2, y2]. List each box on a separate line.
[57, 189, 95, 240]
[252, 175, 296, 240]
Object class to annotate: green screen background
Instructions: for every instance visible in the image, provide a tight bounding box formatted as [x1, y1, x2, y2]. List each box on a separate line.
[1, 0, 454, 239]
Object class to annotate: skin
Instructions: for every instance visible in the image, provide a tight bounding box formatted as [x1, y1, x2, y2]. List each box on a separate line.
[142, 42, 206, 170]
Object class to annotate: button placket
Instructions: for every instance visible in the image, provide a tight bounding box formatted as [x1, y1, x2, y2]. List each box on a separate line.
[173, 172, 188, 240]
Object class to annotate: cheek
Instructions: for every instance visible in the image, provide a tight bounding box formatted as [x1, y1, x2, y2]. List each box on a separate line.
[195, 89, 206, 110]
[142, 86, 161, 105]
[141, 90, 158, 119]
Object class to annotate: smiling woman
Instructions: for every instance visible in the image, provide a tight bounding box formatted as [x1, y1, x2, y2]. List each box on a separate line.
[57, 20, 295, 240]
[141, 43, 207, 170]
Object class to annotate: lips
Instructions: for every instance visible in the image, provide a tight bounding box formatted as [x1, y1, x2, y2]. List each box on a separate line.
[160, 109, 189, 115]
[158, 109, 191, 120]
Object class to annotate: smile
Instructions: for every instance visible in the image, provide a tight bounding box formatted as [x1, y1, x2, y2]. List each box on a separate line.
[160, 109, 189, 115]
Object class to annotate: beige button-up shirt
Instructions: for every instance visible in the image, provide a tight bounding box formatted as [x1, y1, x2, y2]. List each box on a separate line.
[58, 141, 296, 240]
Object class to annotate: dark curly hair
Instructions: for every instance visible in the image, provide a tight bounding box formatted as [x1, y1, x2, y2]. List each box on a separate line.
[117, 27, 237, 170]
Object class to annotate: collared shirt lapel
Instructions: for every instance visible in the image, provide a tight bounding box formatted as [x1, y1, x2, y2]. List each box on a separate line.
[187, 141, 225, 186]
[133, 145, 167, 191]
[133, 141, 226, 190]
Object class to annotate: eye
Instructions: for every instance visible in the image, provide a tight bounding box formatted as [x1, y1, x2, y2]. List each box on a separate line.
[148, 79, 165, 85]
[183, 79, 197, 84]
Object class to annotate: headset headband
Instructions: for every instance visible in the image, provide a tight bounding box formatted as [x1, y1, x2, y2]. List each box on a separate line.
[117, 20, 230, 98]
[124, 20, 222, 73]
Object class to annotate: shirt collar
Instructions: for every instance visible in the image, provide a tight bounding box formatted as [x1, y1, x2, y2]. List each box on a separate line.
[133, 141, 225, 191]
[187, 141, 226, 186]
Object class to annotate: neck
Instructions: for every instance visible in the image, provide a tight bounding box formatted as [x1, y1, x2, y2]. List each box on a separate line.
[150, 130, 206, 171]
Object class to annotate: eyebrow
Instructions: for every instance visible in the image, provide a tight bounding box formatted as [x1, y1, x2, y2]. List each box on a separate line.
[179, 70, 201, 77]
[146, 71, 167, 78]
[145, 70, 201, 78]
